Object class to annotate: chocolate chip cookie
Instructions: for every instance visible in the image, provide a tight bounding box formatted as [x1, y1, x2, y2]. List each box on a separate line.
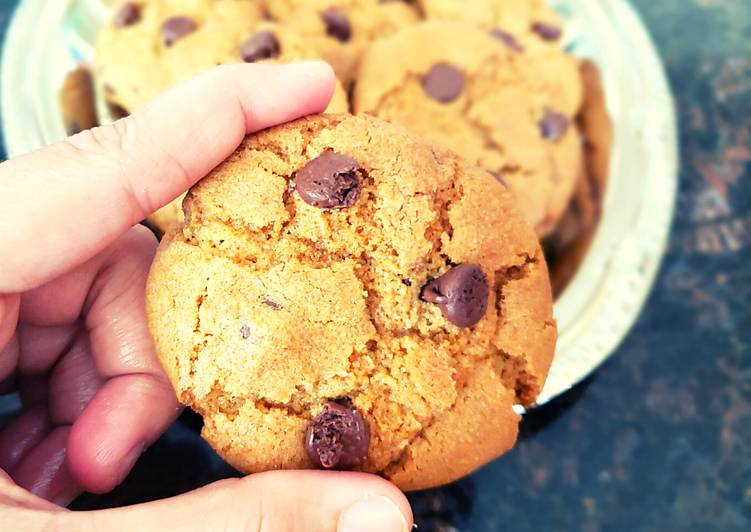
[266, 0, 420, 86]
[417, 0, 582, 116]
[353, 20, 583, 236]
[96, 1, 349, 232]
[146, 113, 557, 490]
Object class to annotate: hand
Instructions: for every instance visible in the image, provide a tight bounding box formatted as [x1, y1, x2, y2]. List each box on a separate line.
[0, 62, 412, 531]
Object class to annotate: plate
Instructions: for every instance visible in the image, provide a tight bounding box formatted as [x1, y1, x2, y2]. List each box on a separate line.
[0, 0, 678, 408]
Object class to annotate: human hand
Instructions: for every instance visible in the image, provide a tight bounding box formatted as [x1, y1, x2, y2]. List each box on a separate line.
[0, 62, 412, 531]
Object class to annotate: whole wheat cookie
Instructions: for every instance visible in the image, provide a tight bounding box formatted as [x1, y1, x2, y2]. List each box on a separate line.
[266, 0, 420, 86]
[353, 20, 582, 236]
[146, 114, 557, 490]
[96, 0, 349, 233]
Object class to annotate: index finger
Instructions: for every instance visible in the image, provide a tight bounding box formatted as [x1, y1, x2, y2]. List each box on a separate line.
[0, 61, 336, 293]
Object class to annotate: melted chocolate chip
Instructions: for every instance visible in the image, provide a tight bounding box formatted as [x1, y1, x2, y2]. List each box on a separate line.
[538, 107, 570, 141]
[421, 264, 489, 328]
[422, 63, 465, 103]
[490, 28, 524, 52]
[321, 9, 351, 42]
[532, 22, 562, 41]
[161, 16, 197, 47]
[114, 2, 141, 28]
[402, 278, 412, 287]
[294, 152, 362, 209]
[306, 400, 370, 469]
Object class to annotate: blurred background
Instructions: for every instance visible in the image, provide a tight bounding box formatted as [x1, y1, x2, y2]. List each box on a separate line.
[0, 0, 749, 530]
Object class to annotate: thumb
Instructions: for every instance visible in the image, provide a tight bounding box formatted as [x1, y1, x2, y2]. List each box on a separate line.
[57, 471, 413, 531]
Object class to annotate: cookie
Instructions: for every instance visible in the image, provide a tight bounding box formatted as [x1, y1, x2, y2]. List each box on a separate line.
[545, 60, 613, 296]
[96, 1, 349, 232]
[266, 0, 421, 86]
[58, 66, 99, 136]
[353, 20, 583, 236]
[146, 114, 557, 490]
[417, 0, 582, 118]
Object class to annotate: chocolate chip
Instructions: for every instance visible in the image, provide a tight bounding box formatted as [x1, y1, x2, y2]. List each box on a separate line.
[421, 264, 489, 328]
[161, 16, 197, 46]
[321, 9, 351, 42]
[107, 102, 130, 120]
[422, 63, 465, 103]
[240, 31, 280, 62]
[114, 2, 140, 28]
[240, 325, 251, 340]
[490, 28, 524, 52]
[532, 22, 562, 41]
[294, 152, 362, 209]
[538, 107, 570, 141]
[306, 400, 370, 469]
[402, 278, 412, 287]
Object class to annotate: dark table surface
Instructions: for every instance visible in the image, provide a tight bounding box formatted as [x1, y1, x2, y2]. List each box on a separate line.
[1, 1, 750, 530]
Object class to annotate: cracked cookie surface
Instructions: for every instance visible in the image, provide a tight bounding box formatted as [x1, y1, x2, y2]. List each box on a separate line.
[96, 0, 349, 232]
[353, 19, 583, 236]
[146, 113, 556, 490]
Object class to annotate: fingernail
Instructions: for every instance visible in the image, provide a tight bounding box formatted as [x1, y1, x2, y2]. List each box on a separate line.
[117, 443, 144, 485]
[338, 496, 409, 532]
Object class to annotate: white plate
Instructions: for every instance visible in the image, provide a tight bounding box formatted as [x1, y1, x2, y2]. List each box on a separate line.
[1, 0, 678, 407]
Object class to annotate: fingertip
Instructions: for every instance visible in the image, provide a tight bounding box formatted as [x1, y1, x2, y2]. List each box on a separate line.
[243, 470, 413, 531]
[283, 60, 336, 84]
[67, 375, 181, 494]
[223, 61, 338, 132]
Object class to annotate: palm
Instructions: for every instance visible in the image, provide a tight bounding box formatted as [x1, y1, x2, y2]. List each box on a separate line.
[0, 228, 180, 505]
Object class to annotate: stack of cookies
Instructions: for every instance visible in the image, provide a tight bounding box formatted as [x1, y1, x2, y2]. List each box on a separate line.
[92, 0, 606, 490]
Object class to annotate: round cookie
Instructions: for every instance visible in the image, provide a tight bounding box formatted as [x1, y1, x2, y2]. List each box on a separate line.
[353, 20, 582, 236]
[417, 0, 581, 117]
[96, 1, 349, 233]
[266, 0, 421, 86]
[146, 113, 557, 491]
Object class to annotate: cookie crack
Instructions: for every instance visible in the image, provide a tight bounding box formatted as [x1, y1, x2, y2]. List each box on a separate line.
[378, 253, 540, 475]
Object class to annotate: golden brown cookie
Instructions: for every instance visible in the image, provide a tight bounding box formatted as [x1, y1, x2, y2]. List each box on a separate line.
[353, 20, 583, 236]
[266, 0, 421, 86]
[146, 113, 557, 490]
[96, 1, 349, 233]
[417, 0, 581, 122]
